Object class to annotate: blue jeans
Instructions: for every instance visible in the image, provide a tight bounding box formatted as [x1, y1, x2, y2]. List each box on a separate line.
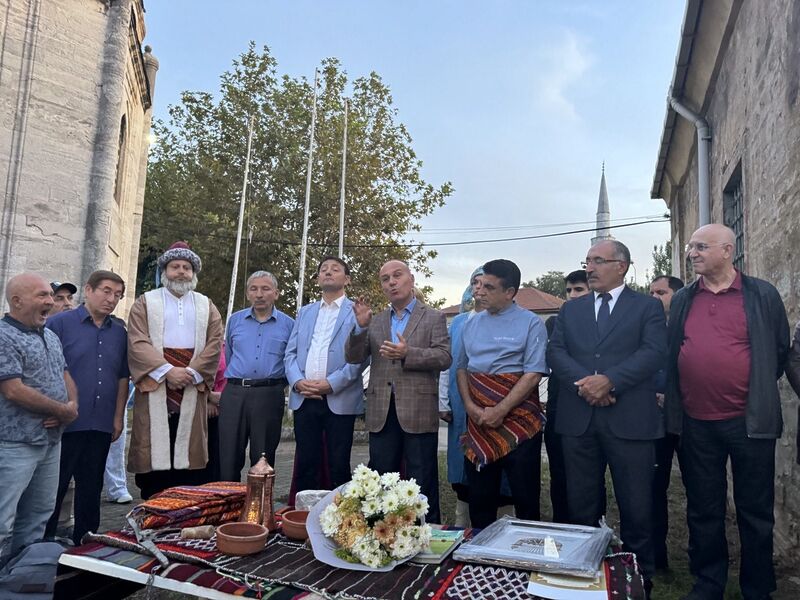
[0, 441, 60, 567]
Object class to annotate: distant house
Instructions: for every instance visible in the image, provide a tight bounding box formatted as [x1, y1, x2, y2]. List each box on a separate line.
[440, 287, 564, 323]
[651, 0, 800, 555]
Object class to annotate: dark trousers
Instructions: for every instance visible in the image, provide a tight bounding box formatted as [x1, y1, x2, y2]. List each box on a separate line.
[218, 383, 285, 482]
[134, 413, 207, 500]
[45, 430, 111, 545]
[465, 433, 542, 528]
[652, 432, 680, 569]
[544, 417, 569, 523]
[368, 400, 440, 524]
[562, 408, 657, 578]
[679, 415, 776, 600]
[293, 398, 356, 492]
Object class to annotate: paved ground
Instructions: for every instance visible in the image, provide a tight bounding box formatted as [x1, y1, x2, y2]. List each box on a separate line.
[97, 430, 376, 532]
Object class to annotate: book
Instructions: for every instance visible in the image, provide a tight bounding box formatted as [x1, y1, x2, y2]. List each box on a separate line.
[412, 529, 464, 564]
[526, 568, 607, 599]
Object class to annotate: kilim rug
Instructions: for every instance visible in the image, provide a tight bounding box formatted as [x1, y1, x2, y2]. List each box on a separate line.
[73, 528, 645, 600]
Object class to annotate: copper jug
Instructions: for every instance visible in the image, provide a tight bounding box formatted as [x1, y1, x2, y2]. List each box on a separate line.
[239, 453, 277, 531]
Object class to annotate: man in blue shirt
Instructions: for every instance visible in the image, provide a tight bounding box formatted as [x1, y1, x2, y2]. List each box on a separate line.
[219, 271, 294, 481]
[43, 270, 129, 545]
[456, 259, 548, 528]
[0, 273, 77, 566]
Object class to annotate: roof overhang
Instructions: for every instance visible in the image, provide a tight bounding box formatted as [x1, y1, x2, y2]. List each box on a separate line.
[650, 0, 742, 204]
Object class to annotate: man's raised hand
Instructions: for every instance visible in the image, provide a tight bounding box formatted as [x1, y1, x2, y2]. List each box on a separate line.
[352, 296, 373, 328]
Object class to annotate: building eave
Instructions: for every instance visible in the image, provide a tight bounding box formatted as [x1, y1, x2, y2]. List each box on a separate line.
[650, 0, 704, 201]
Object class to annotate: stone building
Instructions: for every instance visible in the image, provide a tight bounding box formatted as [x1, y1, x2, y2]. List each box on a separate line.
[0, 0, 157, 316]
[651, 0, 800, 554]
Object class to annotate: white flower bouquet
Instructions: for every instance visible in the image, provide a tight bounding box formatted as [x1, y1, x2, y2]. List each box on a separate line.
[317, 464, 431, 568]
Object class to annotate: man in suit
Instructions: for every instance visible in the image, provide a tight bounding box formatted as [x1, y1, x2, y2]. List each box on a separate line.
[546, 240, 666, 594]
[345, 259, 451, 524]
[285, 256, 368, 492]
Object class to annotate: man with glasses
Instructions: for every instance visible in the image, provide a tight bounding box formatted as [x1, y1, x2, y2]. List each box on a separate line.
[44, 271, 129, 545]
[665, 224, 789, 600]
[547, 240, 666, 598]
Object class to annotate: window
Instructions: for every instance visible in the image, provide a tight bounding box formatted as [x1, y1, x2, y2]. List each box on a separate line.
[113, 114, 128, 205]
[723, 162, 745, 271]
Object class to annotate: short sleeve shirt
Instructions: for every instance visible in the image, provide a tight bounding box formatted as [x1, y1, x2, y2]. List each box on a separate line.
[0, 315, 68, 444]
[456, 303, 548, 374]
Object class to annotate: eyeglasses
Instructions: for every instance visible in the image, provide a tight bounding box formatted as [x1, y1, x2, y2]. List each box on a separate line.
[581, 258, 623, 268]
[98, 287, 124, 300]
[684, 242, 728, 253]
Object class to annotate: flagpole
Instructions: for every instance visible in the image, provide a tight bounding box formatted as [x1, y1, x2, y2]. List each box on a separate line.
[338, 99, 348, 258]
[226, 115, 255, 329]
[296, 68, 319, 311]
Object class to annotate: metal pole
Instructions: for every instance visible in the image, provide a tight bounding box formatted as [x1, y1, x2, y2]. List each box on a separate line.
[226, 115, 255, 329]
[296, 68, 319, 311]
[338, 99, 348, 257]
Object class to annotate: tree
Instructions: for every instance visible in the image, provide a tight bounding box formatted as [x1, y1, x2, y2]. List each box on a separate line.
[522, 271, 565, 298]
[651, 241, 672, 277]
[139, 44, 453, 314]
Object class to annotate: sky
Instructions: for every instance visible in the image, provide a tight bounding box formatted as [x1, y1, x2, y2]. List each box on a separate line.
[144, 1, 684, 306]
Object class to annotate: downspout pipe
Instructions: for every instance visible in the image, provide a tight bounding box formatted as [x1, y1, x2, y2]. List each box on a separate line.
[668, 95, 711, 225]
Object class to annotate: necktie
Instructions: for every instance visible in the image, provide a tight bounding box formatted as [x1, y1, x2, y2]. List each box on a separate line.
[597, 293, 612, 337]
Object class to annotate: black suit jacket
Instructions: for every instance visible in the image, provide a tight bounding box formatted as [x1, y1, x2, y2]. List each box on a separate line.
[546, 286, 667, 440]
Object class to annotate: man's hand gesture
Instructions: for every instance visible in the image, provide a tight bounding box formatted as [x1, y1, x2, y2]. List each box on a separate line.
[379, 333, 408, 360]
[352, 296, 373, 328]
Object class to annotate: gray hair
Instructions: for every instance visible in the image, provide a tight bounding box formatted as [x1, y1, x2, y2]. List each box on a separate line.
[247, 270, 278, 288]
[608, 240, 631, 264]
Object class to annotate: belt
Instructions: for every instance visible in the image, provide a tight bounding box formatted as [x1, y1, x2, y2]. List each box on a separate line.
[227, 377, 288, 388]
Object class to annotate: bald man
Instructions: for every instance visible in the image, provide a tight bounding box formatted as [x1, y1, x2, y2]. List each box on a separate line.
[346, 260, 451, 524]
[665, 224, 789, 600]
[0, 273, 78, 566]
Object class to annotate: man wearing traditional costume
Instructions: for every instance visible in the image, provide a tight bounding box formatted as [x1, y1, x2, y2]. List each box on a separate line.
[127, 242, 223, 499]
[456, 259, 548, 529]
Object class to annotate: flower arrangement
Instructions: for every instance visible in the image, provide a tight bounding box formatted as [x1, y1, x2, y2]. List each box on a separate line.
[319, 464, 432, 568]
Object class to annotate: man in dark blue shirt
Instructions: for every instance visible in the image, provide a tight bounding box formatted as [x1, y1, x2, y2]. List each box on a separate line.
[219, 271, 294, 481]
[44, 270, 129, 545]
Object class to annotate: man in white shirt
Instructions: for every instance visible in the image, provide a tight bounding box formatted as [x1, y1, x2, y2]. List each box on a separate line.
[285, 256, 368, 492]
[127, 242, 223, 499]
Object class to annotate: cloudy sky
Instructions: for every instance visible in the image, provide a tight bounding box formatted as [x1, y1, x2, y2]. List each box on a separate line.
[145, 1, 684, 306]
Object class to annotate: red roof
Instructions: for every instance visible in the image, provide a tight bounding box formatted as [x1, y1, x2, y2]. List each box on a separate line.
[441, 287, 564, 316]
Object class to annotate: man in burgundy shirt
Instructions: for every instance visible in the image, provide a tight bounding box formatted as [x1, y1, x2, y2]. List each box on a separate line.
[665, 224, 789, 600]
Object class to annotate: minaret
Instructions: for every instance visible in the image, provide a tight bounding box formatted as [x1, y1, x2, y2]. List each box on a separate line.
[591, 163, 613, 245]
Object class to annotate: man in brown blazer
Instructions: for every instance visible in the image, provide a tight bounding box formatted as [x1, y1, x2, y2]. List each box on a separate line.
[346, 260, 451, 523]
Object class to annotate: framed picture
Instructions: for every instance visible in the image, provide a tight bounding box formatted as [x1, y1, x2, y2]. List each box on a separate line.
[453, 517, 612, 578]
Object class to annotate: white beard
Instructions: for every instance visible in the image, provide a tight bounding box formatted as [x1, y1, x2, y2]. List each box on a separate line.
[161, 272, 198, 297]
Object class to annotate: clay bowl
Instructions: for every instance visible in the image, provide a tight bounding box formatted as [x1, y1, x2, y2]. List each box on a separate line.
[281, 509, 309, 541]
[216, 522, 268, 555]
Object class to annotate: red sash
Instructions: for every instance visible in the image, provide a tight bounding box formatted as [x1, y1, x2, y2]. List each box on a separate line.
[164, 347, 194, 414]
[461, 372, 544, 469]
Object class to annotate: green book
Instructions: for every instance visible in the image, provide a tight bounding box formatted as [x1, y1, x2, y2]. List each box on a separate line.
[413, 529, 465, 564]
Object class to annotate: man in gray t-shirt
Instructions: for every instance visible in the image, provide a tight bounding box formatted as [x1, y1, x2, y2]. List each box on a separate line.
[0, 273, 77, 566]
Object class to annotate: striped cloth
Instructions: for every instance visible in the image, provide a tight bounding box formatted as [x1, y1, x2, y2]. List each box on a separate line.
[127, 482, 246, 531]
[163, 347, 195, 414]
[461, 372, 544, 469]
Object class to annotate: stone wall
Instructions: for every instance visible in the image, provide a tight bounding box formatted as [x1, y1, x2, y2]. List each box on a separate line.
[669, 0, 800, 553]
[0, 0, 152, 317]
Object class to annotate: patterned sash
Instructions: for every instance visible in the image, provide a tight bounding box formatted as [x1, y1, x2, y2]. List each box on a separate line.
[164, 347, 194, 414]
[461, 372, 544, 469]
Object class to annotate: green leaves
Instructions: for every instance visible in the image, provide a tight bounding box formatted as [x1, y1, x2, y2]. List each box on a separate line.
[139, 45, 453, 313]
